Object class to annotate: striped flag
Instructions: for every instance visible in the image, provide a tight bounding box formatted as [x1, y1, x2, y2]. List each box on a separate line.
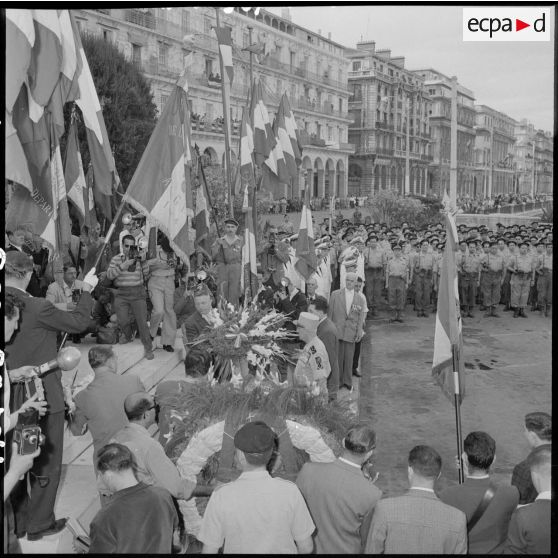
[213, 25, 234, 85]
[124, 80, 192, 263]
[5, 111, 33, 192]
[71, 12, 117, 220]
[271, 100, 298, 182]
[295, 189, 317, 280]
[64, 116, 93, 227]
[5, 9, 35, 114]
[249, 79, 276, 170]
[194, 183, 211, 259]
[240, 186, 258, 301]
[281, 93, 302, 167]
[432, 194, 465, 405]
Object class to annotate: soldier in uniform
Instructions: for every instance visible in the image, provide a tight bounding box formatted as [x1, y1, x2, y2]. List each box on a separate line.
[501, 240, 517, 311]
[456, 240, 468, 310]
[459, 240, 482, 318]
[478, 241, 491, 310]
[535, 240, 552, 317]
[211, 218, 243, 306]
[411, 239, 438, 318]
[481, 241, 506, 317]
[385, 243, 409, 323]
[363, 235, 385, 317]
[529, 240, 545, 311]
[508, 241, 536, 318]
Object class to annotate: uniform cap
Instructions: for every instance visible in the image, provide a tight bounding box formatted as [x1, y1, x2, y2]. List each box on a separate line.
[234, 421, 276, 453]
[224, 218, 239, 227]
[293, 311, 320, 332]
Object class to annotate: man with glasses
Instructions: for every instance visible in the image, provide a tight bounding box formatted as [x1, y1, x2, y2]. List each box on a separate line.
[106, 234, 154, 360]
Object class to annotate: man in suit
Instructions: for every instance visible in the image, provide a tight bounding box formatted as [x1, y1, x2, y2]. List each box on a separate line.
[305, 275, 319, 304]
[511, 411, 551, 504]
[327, 272, 367, 392]
[181, 285, 215, 348]
[439, 431, 519, 554]
[274, 276, 308, 331]
[365, 445, 467, 554]
[296, 424, 382, 554]
[5, 251, 98, 541]
[308, 296, 339, 402]
[503, 444, 550, 554]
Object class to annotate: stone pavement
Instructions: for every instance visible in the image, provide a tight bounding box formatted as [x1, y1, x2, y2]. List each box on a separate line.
[357, 305, 551, 497]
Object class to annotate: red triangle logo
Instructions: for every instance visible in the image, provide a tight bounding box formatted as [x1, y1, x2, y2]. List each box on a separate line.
[516, 19, 530, 31]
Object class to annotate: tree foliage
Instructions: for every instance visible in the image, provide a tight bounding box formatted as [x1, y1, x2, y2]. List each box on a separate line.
[366, 189, 443, 228]
[65, 33, 158, 189]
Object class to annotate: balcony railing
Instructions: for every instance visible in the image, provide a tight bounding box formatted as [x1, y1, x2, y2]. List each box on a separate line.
[376, 121, 394, 131]
[291, 97, 349, 120]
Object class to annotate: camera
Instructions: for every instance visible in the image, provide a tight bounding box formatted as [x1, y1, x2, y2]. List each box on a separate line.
[71, 289, 81, 304]
[127, 245, 140, 260]
[13, 424, 46, 455]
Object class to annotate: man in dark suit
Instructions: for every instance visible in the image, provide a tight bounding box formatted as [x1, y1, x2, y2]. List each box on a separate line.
[7, 228, 45, 296]
[439, 431, 519, 554]
[365, 445, 467, 554]
[5, 251, 98, 541]
[181, 285, 215, 347]
[296, 424, 382, 554]
[308, 296, 340, 402]
[511, 411, 551, 504]
[503, 444, 550, 554]
[273, 276, 307, 331]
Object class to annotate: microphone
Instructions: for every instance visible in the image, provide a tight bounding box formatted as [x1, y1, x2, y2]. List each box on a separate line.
[33, 347, 82, 377]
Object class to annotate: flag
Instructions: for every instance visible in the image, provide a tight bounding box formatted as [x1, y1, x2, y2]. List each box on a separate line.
[238, 108, 255, 195]
[124, 82, 192, 263]
[295, 189, 317, 280]
[240, 186, 258, 301]
[271, 100, 298, 182]
[64, 116, 92, 227]
[249, 79, 276, 169]
[280, 93, 303, 167]
[70, 12, 117, 220]
[5, 111, 33, 192]
[432, 197, 465, 405]
[213, 25, 234, 85]
[5, 9, 35, 114]
[194, 183, 211, 259]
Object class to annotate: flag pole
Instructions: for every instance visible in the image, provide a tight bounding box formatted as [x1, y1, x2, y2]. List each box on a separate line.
[215, 8, 234, 217]
[452, 342, 465, 484]
[195, 144, 222, 239]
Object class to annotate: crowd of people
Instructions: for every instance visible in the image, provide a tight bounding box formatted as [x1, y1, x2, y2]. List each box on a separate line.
[263, 196, 367, 214]
[3, 203, 552, 554]
[456, 193, 550, 214]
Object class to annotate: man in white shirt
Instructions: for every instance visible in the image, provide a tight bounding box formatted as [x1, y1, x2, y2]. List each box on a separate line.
[198, 421, 315, 554]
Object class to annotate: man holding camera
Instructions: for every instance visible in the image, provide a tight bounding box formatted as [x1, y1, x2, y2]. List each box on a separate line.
[211, 218, 243, 306]
[5, 250, 98, 541]
[106, 234, 154, 360]
[259, 226, 290, 289]
[45, 265, 84, 311]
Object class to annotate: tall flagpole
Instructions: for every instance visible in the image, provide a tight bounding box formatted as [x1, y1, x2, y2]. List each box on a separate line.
[452, 343, 465, 484]
[215, 8, 233, 217]
[449, 76, 458, 210]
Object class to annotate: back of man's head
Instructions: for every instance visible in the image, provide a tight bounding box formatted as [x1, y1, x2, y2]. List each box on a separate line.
[309, 295, 328, 316]
[408, 445, 442, 479]
[88, 345, 116, 371]
[5, 250, 34, 279]
[527, 444, 551, 478]
[525, 412, 552, 442]
[97, 443, 137, 475]
[464, 431, 496, 471]
[344, 424, 376, 454]
[124, 392, 152, 421]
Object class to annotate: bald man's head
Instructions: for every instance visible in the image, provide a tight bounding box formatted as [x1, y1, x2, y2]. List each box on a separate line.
[124, 392, 153, 422]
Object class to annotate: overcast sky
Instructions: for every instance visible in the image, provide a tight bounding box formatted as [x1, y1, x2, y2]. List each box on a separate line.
[267, 5, 554, 130]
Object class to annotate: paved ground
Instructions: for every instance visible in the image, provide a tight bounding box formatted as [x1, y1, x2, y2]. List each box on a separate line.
[357, 304, 552, 498]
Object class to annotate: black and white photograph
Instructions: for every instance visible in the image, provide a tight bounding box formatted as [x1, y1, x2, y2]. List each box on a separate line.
[3, 4, 553, 554]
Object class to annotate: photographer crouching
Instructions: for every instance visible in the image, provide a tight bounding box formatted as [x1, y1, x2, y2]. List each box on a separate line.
[5, 251, 98, 542]
[106, 234, 154, 360]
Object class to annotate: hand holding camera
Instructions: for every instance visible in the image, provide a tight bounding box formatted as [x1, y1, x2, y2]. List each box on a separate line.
[9, 442, 41, 478]
[13, 423, 46, 455]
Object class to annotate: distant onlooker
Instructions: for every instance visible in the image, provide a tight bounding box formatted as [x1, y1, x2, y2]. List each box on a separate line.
[439, 431, 519, 554]
[511, 412, 551, 504]
[503, 444, 551, 554]
[296, 424, 382, 554]
[88, 443, 179, 554]
[365, 445, 467, 554]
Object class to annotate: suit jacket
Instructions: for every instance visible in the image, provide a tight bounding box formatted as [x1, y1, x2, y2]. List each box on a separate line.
[6, 286, 94, 413]
[275, 289, 308, 329]
[511, 455, 540, 505]
[317, 318, 339, 386]
[296, 459, 382, 554]
[439, 477, 519, 554]
[503, 499, 550, 554]
[365, 488, 467, 554]
[182, 311, 212, 344]
[327, 288, 366, 342]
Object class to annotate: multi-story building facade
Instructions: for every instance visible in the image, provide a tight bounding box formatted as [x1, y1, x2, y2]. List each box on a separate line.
[72, 7, 354, 199]
[347, 42, 433, 197]
[514, 120, 553, 196]
[472, 105, 516, 198]
[412, 68, 476, 199]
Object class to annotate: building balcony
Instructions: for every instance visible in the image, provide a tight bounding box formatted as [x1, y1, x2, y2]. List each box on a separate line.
[291, 97, 350, 120]
[421, 153, 433, 161]
[348, 69, 395, 83]
[376, 121, 395, 131]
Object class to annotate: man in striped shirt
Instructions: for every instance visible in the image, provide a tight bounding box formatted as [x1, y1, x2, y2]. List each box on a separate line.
[106, 234, 154, 360]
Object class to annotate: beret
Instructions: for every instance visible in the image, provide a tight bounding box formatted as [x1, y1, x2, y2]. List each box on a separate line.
[234, 421, 276, 453]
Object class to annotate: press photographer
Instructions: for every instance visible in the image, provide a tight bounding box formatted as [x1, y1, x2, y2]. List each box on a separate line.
[5, 251, 98, 542]
[259, 226, 290, 289]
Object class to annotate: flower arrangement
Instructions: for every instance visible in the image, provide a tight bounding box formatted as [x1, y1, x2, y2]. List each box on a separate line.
[187, 300, 297, 383]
